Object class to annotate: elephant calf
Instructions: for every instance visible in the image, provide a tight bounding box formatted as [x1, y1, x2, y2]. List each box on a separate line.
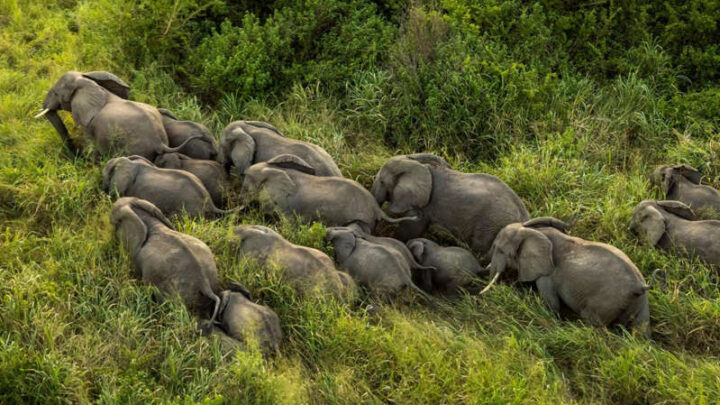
[407, 238, 485, 294]
[371, 154, 529, 256]
[220, 120, 342, 176]
[483, 217, 650, 336]
[200, 289, 283, 355]
[103, 156, 232, 218]
[630, 200, 720, 266]
[111, 197, 222, 321]
[154, 152, 227, 207]
[158, 108, 219, 160]
[233, 225, 357, 301]
[241, 154, 417, 233]
[326, 227, 432, 301]
[651, 164, 720, 219]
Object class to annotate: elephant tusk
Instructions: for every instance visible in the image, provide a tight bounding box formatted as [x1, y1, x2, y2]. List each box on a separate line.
[34, 108, 50, 119]
[479, 271, 501, 294]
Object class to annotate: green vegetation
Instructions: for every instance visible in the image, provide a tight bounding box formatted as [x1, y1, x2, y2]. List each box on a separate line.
[2, 0, 720, 403]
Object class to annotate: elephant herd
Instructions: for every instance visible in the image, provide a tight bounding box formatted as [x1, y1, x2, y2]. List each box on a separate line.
[36, 71, 720, 352]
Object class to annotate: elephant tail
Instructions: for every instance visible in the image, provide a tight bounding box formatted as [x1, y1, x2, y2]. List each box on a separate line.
[159, 135, 203, 154]
[201, 286, 222, 324]
[379, 210, 419, 224]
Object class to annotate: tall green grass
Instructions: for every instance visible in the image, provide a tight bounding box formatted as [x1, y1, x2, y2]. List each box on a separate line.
[2, 1, 720, 404]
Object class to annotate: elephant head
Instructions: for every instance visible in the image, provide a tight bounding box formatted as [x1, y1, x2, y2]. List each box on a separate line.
[36, 71, 130, 154]
[157, 108, 218, 160]
[651, 164, 702, 194]
[110, 197, 174, 255]
[371, 154, 450, 214]
[102, 156, 152, 196]
[220, 124, 256, 174]
[240, 154, 316, 197]
[480, 222, 555, 293]
[325, 228, 357, 263]
[233, 225, 279, 257]
[153, 152, 184, 169]
[630, 200, 696, 246]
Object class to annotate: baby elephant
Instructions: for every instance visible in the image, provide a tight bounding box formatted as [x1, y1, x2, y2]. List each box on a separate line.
[326, 227, 432, 301]
[233, 225, 357, 301]
[241, 154, 417, 233]
[630, 200, 720, 266]
[220, 120, 342, 176]
[158, 108, 219, 160]
[651, 164, 720, 218]
[103, 156, 233, 218]
[483, 217, 650, 336]
[407, 238, 485, 294]
[200, 289, 283, 355]
[111, 197, 222, 321]
[154, 152, 228, 207]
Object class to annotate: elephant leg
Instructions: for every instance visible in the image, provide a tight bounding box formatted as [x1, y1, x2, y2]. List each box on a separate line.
[535, 276, 560, 316]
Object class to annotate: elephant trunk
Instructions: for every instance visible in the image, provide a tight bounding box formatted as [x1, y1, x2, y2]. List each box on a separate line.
[45, 110, 77, 155]
[370, 179, 387, 204]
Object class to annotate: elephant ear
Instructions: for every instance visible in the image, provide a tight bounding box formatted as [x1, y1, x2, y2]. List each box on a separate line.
[657, 200, 696, 220]
[130, 198, 174, 230]
[83, 71, 130, 99]
[515, 227, 554, 282]
[407, 153, 452, 169]
[220, 125, 256, 173]
[407, 239, 426, 262]
[127, 155, 155, 166]
[157, 108, 179, 120]
[241, 120, 285, 137]
[267, 154, 316, 175]
[674, 164, 701, 184]
[102, 158, 129, 196]
[633, 203, 666, 246]
[387, 157, 432, 214]
[523, 217, 570, 233]
[110, 201, 148, 255]
[326, 229, 357, 262]
[154, 152, 182, 169]
[70, 77, 108, 128]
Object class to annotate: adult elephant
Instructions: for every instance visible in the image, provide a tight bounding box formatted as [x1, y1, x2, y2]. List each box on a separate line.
[35, 71, 196, 159]
[371, 154, 529, 256]
[219, 120, 342, 177]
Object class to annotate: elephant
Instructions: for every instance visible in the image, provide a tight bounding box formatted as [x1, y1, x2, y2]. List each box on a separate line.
[407, 238, 485, 294]
[232, 225, 357, 301]
[219, 120, 342, 177]
[102, 156, 234, 218]
[651, 164, 720, 219]
[154, 152, 227, 207]
[241, 154, 417, 233]
[199, 289, 283, 355]
[482, 217, 650, 336]
[370, 154, 530, 256]
[158, 108, 219, 160]
[110, 197, 222, 321]
[326, 227, 433, 301]
[36, 71, 198, 159]
[630, 200, 720, 266]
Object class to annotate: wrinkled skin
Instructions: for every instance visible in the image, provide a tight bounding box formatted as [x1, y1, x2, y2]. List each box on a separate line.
[158, 108, 218, 160]
[407, 238, 486, 294]
[326, 227, 432, 301]
[200, 290, 282, 355]
[371, 154, 530, 257]
[630, 199, 720, 266]
[329, 223, 436, 292]
[110, 197, 222, 320]
[486, 218, 650, 336]
[233, 225, 357, 301]
[39, 71, 194, 159]
[154, 152, 227, 207]
[241, 154, 417, 233]
[219, 120, 342, 176]
[651, 164, 720, 219]
[102, 156, 231, 218]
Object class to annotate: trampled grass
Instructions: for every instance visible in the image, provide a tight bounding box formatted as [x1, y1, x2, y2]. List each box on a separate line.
[2, 1, 720, 404]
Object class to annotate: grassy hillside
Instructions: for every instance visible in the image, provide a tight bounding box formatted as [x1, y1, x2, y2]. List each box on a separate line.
[2, 1, 720, 403]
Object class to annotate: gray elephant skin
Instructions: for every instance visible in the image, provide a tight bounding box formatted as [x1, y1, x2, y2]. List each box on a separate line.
[158, 108, 219, 160]
[233, 225, 357, 301]
[154, 152, 227, 207]
[103, 156, 231, 218]
[371, 154, 530, 256]
[199, 290, 283, 355]
[220, 120, 342, 177]
[37, 71, 196, 159]
[407, 238, 485, 294]
[326, 227, 432, 301]
[483, 217, 650, 335]
[630, 200, 720, 266]
[110, 197, 222, 321]
[651, 164, 720, 218]
[241, 154, 416, 233]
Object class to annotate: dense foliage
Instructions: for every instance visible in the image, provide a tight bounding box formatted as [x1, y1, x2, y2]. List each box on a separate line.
[2, 0, 720, 403]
